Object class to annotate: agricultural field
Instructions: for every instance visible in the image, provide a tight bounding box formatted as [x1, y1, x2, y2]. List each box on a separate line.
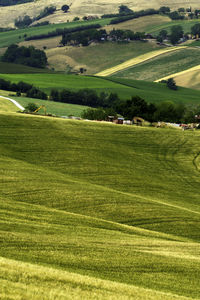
[0, 108, 200, 298]
[112, 47, 200, 82]
[0, 96, 18, 112]
[164, 67, 200, 90]
[96, 46, 186, 76]
[1, 73, 200, 104]
[148, 19, 200, 36]
[46, 41, 162, 73]
[1, 0, 200, 28]
[0, 18, 111, 48]
[105, 15, 171, 33]
[0, 62, 53, 74]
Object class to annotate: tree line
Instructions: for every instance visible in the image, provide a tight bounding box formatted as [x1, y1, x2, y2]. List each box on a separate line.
[25, 24, 101, 41]
[0, 78, 47, 99]
[1, 44, 48, 68]
[0, 0, 33, 6]
[15, 6, 56, 29]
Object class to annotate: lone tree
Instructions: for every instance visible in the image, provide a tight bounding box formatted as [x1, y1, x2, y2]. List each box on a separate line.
[61, 4, 70, 13]
[166, 78, 178, 90]
[169, 25, 183, 44]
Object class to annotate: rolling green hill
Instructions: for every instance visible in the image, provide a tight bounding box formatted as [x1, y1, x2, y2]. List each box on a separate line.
[0, 109, 200, 299]
[1, 73, 200, 105]
[0, 18, 111, 48]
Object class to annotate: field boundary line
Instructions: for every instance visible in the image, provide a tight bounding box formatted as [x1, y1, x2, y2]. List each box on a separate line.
[95, 46, 186, 77]
[154, 64, 200, 82]
[0, 95, 24, 111]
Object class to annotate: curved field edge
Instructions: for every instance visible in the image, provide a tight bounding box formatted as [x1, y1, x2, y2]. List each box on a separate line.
[1, 113, 200, 298]
[95, 46, 187, 76]
[155, 64, 200, 82]
[0, 256, 195, 300]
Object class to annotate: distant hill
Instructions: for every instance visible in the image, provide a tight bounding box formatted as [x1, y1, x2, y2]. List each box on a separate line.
[1, 0, 200, 28]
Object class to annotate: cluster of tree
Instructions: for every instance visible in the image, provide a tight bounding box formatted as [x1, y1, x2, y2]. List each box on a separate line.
[0, 78, 47, 99]
[109, 29, 145, 41]
[157, 25, 184, 44]
[0, 0, 33, 6]
[1, 44, 48, 68]
[81, 95, 197, 124]
[61, 28, 146, 46]
[110, 8, 159, 24]
[15, 6, 56, 28]
[159, 6, 200, 20]
[25, 24, 101, 41]
[61, 28, 106, 46]
[50, 88, 119, 108]
[161, 78, 178, 90]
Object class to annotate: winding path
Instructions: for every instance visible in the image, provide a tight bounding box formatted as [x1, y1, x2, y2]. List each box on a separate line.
[0, 96, 25, 111]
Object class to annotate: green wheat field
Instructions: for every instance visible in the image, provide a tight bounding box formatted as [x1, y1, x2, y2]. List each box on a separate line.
[0, 98, 200, 299]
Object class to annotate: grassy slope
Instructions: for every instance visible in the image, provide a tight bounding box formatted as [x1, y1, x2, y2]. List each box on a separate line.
[45, 41, 161, 73]
[105, 15, 171, 33]
[0, 90, 88, 117]
[148, 19, 200, 35]
[95, 47, 186, 76]
[112, 47, 200, 81]
[1, 73, 200, 104]
[0, 62, 53, 74]
[0, 111, 200, 298]
[0, 18, 111, 48]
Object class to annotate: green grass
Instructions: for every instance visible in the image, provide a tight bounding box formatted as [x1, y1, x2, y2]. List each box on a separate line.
[111, 47, 200, 81]
[57, 41, 161, 74]
[0, 97, 18, 112]
[0, 61, 53, 73]
[148, 19, 200, 35]
[1, 73, 200, 105]
[0, 111, 200, 298]
[0, 18, 112, 48]
[15, 96, 89, 117]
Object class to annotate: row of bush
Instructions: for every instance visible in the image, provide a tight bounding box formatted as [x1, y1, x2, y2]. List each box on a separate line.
[1, 44, 48, 68]
[25, 23, 101, 41]
[15, 6, 56, 28]
[0, 78, 47, 99]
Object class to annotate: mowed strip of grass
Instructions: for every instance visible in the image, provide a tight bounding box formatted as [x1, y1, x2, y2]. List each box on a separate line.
[112, 48, 200, 82]
[0, 18, 112, 48]
[0, 112, 200, 298]
[95, 46, 186, 76]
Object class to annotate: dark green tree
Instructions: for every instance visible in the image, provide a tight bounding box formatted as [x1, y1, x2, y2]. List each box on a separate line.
[166, 78, 178, 90]
[61, 4, 70, 12]
[169, 25, 183, 44]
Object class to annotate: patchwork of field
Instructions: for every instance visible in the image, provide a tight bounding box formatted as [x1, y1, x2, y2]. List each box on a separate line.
[105, 15, 171, 33]
[148, 19, 200, 36]
[112, 48, 200, 82]
[1, 73, 200, 104]
[46, 41, 162, 73]
[164, 67, 200, 90]
[0, 18, 111, 48]
[96, 46, 186, 76]
[0, 108, 200, 298]
[1, 0, 200, 28]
